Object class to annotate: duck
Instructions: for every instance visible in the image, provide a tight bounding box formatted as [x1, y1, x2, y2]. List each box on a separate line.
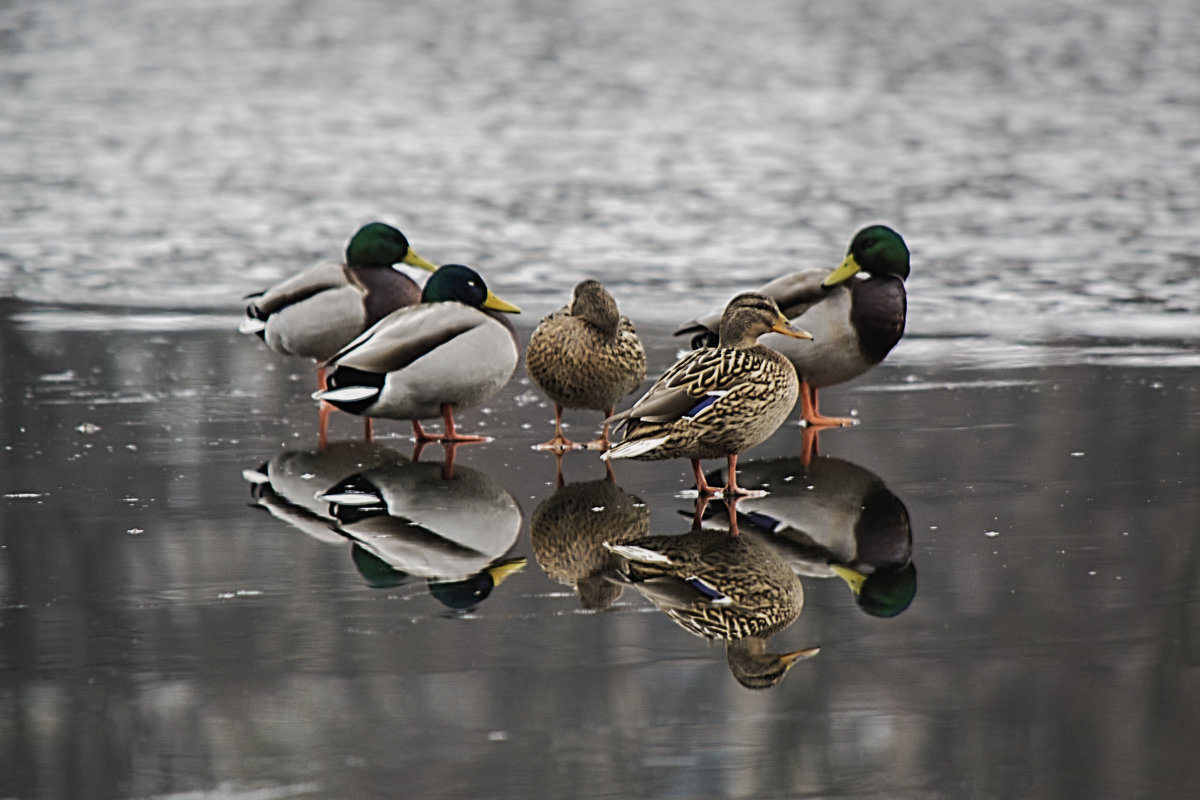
[604, 530, 820, 689]
[525, 279, 646, 451]
[696, 455, 918, 618]
[240, 221, 438, 375]
[675, 225, 909, 427]
[529, 476, 649, 610]
[602, 293, 812, 497]
[239, 222, 438, 445]
[313, 263, 521, 443]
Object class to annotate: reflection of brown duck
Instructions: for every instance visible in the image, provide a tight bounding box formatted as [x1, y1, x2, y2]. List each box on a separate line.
[530, 478, 649, 610]
[701, 455, 917, 617]
[605, 531, 819, 689]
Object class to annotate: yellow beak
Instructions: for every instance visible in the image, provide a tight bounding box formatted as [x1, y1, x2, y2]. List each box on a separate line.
[772, 313, 813, 340]
[403, 249, 439, 272]
[483, 290, 522, 314]
[831, 564, 867, 595]
[487, 558, 527, 586]
[822, 253, 862, 287]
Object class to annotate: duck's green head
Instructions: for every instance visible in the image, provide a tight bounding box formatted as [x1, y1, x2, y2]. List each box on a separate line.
[422, 264, 521, 313]
[822, 225, 910, 287]
[831, 562, 917, 618]
[346, 221, 438, 272]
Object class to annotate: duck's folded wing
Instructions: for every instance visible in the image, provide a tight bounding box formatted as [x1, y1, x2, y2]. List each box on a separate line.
[674, 270, 829, 337]
[250, 261, 350, 316]
[326, 304, 485, 373]
[758, 270, 829, 319]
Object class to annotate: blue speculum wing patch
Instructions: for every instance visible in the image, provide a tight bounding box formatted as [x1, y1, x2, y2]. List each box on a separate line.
[683, 391, 726, 420]
[685, 576, 730, 604]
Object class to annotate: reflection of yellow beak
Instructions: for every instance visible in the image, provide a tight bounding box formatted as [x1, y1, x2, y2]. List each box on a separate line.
[822, 253, 862, 287]
[402, 249, 439, 272]
[484, 291, 522, 314]
[771, 313, 813, 340]
[831, 564, 867, 595]
[779, 646, 821, 667]
[487, 558, 527, 586]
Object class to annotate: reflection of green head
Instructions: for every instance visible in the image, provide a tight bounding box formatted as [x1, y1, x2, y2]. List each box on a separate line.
[832, 562, 918, 618]
[427, 559, 526, 611]
[351, 544, 411, 589]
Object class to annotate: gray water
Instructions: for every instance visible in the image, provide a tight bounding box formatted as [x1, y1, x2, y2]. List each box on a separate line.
[2, 1, 1200, 798]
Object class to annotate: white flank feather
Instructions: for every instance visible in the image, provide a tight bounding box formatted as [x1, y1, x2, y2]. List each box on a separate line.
[238, 317, 267, 335]
[603, 542, 673, 564]
[312, 385, 380, 403]
[316, 490, 382, 506]
[601, 435, 669, 460]
[241, 468, 269, 485]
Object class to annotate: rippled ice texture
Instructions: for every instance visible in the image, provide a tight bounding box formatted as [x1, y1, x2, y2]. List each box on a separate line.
[1, 0, 1198, 345]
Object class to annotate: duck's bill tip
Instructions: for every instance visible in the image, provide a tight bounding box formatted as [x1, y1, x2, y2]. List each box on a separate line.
[484, 291, 522, 313]
[772, 322, 813, 340]
[404, 250, 439, 272]
[822, 253, 861, 287]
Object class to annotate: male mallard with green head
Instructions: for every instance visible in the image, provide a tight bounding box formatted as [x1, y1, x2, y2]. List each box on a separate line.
[314, 264, 521, 444]
[676, 225, 909, 426]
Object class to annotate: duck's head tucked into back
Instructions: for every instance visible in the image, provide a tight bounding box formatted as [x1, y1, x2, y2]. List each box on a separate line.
[718, 293, 814, 348]
[422, 264, 522, 313]
[822, 225, 910, 287]
[347, 221, 438, 272]
[569, 279, 622, 338]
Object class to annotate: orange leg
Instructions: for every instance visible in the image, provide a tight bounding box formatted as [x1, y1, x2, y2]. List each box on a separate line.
[581, 408, 615, 452]
[535, 405, 580, 451]
[723, 454, 767, 500]
[692, 459, 721, 496]
[441, 403, 489, 443]
[799, 382, 856, 427]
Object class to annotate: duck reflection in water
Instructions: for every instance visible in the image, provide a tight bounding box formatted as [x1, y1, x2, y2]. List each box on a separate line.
[530, 475, 649, 610]
[605, 531, 820, 689]
[244, 442, 525, 610]
[698, 452, 917, 618]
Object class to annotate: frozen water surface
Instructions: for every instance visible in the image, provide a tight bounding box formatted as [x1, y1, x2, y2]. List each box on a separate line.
[2, 1, 1199, 799]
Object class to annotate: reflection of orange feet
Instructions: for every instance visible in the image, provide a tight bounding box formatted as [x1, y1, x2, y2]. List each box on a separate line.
[581, 437, 610, 452]
[534, 433, 580, 452]
[723, 495, 743, 537]
[799, 383, 856, 427]
[800, 425, 821, 467]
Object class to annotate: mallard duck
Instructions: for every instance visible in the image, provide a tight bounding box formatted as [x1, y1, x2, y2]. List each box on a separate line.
[240, 222, 438, 445]
[317, 458, 524, 584]
[240, 221, 438, 372]
[676, 225, 909, 427]
[529, 477, 649, 610]
[699, 455, 917, 617]
[313, 264, 521, 443]
[604, 530, 819, 689]
[602, 293, 812, 497]
[526, 279, 646, 451]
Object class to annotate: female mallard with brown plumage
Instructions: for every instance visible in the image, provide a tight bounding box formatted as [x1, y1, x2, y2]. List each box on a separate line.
[525, 279, 646, 451]
[604, 530, 819, 689]
[675, 225, 909, 426]
[602, 293, 812, 497]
